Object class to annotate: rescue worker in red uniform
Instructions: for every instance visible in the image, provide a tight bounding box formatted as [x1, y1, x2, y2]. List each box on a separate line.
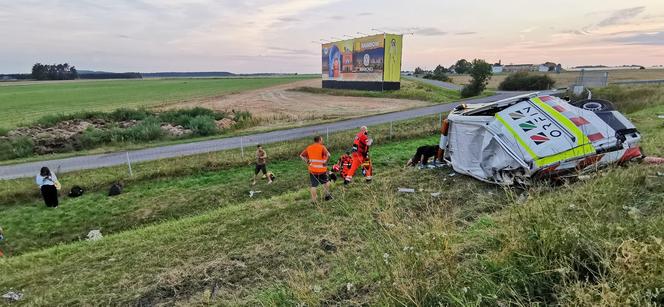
[335, 150, 353, 180]
[345, 126, 373, 184]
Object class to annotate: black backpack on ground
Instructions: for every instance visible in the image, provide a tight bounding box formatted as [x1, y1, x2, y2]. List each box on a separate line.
[108, 183, 123, 196]
[68, 186, 84, 198]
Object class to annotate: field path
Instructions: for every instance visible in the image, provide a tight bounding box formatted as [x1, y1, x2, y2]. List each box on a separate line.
[0, 91, 527, 180]
[171, 78, 431, 120]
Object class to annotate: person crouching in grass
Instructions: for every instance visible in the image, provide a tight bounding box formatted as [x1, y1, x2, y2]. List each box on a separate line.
[253, 144, 272, 185]
[300, 136, 333, 204]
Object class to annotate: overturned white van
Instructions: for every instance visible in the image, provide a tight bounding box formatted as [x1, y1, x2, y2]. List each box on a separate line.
[439, 93, 643, 185]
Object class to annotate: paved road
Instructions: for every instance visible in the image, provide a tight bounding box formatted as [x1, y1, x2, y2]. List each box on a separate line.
[0, 92, 525, 180]
[405, 76, 463, 91]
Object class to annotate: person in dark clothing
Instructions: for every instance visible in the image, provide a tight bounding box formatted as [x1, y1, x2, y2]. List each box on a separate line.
[406, 145, 441, 167]
[36, 167, 59, 208]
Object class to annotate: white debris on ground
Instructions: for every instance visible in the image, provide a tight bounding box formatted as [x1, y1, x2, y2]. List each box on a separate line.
[430, 192, 441, 197]
[249, 190, 261, 198]
[2, 291, 23, 302]
[86, 230, 103, 241]
[397, 188, 415, 193]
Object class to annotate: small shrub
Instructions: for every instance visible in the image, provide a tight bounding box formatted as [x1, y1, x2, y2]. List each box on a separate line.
[158, 107, 226, 127]
[498, 72, 555, 91]
[186, 115, 218, 136]
[109, 108, 153, 122]
[0, 127, 9, 137]
[0, 137, 34, 160]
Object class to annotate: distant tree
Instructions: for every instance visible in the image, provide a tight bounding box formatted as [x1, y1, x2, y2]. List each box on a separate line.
[453, 59, 472, 74]
[30, 63, 78, 80]
[461, 59, 492, 98]
[424, 65, 452, 82]
[414, 67, 425, 76]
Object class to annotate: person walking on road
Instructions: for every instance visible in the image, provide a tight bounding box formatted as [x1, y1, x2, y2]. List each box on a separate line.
[300, 136, 333, 203]
[252, 144, 272, 185]
[36, 166, 59, 208]
[345, 126, 373, 184]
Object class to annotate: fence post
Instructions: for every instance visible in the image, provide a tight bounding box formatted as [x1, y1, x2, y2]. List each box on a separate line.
[126, 152, 133, 177]
[326, 127, 329, 142]
[240, 137, 244, 158]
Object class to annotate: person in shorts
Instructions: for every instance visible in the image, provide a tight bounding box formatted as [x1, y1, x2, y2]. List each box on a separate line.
[253, 145, 272, 185]
[300, 136, 332, 203]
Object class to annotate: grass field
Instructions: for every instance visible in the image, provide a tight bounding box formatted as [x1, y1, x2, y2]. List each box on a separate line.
[0, 85, 663, 305]
[0, 77, 312, 129]
[452, 68, 664, 89]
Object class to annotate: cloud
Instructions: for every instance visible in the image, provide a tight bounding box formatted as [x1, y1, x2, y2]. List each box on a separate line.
[266, 46, 318, 55]
[606, 31, 664, 45]
[520, 26, 538, 33]
[277, 16, 300, 22]
[329, 15, 345, 20]
[357, 12, 372, 16]
[455, 31, 476, 35]
[415, 27, 446, 36]
[598, 6, 645, 27]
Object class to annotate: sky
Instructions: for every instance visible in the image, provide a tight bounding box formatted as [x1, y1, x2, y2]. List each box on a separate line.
[1, 0, 663, 73]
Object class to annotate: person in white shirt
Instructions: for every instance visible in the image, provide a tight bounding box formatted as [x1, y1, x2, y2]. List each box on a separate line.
[36, 167, 59, 207]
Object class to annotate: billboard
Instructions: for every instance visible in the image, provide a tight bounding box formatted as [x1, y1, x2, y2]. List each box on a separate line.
[321, 33, 402, 83]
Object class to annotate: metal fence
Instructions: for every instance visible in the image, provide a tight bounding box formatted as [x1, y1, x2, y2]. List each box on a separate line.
[574, 70, 609, 87]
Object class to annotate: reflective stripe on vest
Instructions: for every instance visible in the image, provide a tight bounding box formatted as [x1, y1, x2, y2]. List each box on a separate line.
[306, 144, 328, 174]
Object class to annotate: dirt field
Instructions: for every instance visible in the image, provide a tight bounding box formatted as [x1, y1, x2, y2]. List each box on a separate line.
[452, 68, 664, 89]
[172, 79, 431, 124]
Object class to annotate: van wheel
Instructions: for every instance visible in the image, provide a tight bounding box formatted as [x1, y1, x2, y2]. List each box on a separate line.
[572, 99, 615, 112]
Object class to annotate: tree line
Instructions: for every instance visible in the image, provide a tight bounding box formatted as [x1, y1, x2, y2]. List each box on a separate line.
[31, 63, 79, 80]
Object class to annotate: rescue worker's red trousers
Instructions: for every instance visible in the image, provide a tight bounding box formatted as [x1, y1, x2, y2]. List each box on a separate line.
[346, 153, 372, 181]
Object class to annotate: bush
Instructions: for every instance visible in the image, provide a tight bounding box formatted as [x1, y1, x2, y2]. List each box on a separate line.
[498, 72, 556, 91]
[78, 116, 164, 148]
[158, 107, 226, 127]
[0, 137, 34, 160]
[36, 111, 107, 127]
[109, 108, 153, 122]
[186, 115, 218, 136]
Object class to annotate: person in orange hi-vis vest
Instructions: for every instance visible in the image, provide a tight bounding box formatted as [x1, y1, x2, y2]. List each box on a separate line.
[345, 126, 373, 185]
[300, 135, 333, 203]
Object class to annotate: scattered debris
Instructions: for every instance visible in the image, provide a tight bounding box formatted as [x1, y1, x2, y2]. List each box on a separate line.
[209, 283, 219, 300]
[0, 226, 4, 242]
[320, 239, 337, 253]
[312, 285, 322, 293]
[248, 190, 261, 198]
[383, 253, 390, 264]
[516, 193, 529, 204]
[578, 175, 592, 181]
[86, 230, 103, 241]
[644, 156, 664, 165]
[448, 172, 456, 177]
[430, 192, 441, 197]
[657, 172, 664, 177]
[397, 188, 415, 193]
[657, 114, 664, 119]
[346, 282, 354, 292]
[2, 291, 23, 302]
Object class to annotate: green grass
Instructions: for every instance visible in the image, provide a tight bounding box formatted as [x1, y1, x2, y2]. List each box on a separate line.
[0, 85, 663, 305]
[291, 79, 462, 103]
[0, 77, 311, 129]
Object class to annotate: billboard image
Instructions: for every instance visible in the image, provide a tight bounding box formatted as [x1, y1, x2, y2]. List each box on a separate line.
[321, 33, 402, 86]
